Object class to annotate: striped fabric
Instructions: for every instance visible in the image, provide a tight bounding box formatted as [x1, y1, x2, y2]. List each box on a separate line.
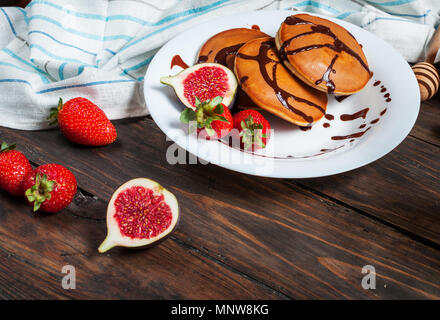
[0, 0, 438, 130]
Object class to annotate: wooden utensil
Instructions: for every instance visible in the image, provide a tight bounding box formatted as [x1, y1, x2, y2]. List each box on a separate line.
[412, 26, 440, 101]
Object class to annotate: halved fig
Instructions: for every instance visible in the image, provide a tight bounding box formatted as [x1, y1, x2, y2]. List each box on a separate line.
[160, 63, 238, 109]
[98, 178, 179, 253]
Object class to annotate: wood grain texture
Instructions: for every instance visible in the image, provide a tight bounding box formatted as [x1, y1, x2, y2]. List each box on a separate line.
[410, 95, 440, 147]
[299, 135, 440, 245]
[0, 189, 282, 299]
[1, 116, 439, 299]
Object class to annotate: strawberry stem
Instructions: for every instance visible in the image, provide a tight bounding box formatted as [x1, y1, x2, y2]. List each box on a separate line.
[0, 142, 16, 153]
[47, 98, 63, 125]
[179, 96, 228, 137]
[25, 173, 55, 212]
[239, 116, 266, 150]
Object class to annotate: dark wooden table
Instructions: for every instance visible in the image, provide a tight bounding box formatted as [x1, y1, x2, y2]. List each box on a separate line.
[1, 0, 439, 300]
[0, 91, 439, 299]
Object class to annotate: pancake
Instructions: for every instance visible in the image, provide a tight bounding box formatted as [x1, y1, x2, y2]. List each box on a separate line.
[197, 27, 269, 71]
[234, 37, 328, 126]
[197, 27, 269, 110]
[276, 14, 372, 95]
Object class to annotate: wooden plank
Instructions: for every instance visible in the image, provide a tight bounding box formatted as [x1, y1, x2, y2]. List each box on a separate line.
[409, 99, 440, 147]
[0, 191, 282, 299]
[298, 135, 440, 245]
[1, 119, 439, 299]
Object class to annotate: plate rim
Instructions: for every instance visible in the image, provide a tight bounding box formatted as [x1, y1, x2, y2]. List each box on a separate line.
[144, 9, 420, 179]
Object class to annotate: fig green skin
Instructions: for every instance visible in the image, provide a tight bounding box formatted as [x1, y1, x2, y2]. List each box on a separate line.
[101, 217, 180, 253]
[98, 178, 180, 253]
[160, 63, 238, 110]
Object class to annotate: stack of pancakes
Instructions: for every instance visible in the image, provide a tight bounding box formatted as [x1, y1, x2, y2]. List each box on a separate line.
[197, 14, 372, 127]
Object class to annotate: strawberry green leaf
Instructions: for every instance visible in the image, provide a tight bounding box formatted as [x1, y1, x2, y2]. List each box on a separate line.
[0, 142, 16, 153]
[180, 108, 197, 124]
[214, 104, 224, 115]
[188, 120, 197, 134]
[47, 98, 63, 125]
[211, 115, 228, 122]
[211, 96, 223, 107]
[25, 173, 55, 213]
[205, 127, 216, 137]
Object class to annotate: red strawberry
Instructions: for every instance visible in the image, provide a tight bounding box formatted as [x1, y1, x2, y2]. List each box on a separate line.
[233, 110, 271, 151]
[48, 97, 117, 146]
[0, 142, 32, 196]
[22, 164, 77, 213]
[180, 96, 233, 139]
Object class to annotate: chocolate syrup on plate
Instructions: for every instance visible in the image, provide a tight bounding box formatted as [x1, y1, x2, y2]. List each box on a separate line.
[320, 145, 344, 153]
[279, 16, 371, 93]
[323, 123, 330, 128]
[324, 114, 334, 121]
[335, 95, 351, 103]
[340, 108, 369, 121]
[237, 39, 325, 124]
[332, 127, 371, 140]
[170, 55, 189, 69]
[380, 108, 387, 116]
[373, 80, 381, 86]
[370, 118, 379, 124]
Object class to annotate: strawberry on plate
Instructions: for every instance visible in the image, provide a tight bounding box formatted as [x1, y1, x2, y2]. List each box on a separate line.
[233, 110, 271, 151]
[48, 97, 117, 146]
[22, 164, 77, 213]
[0, 142, 32, 196]
[180, 96, 233, 139]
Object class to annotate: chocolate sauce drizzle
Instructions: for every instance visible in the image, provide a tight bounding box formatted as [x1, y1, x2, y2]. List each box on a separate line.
[197, 50, 212, 63]
[332, 127, 371, 140]
[316, 54, 338, 93]
[197, 44, 244, 66]
[237, 39, 325, 124]
[340, 108, 369, 121]
[279, 16, 370, 93]
[324, 114, 334, 120]
[335, 95, 351, 103]
[170, 55, 189, 69]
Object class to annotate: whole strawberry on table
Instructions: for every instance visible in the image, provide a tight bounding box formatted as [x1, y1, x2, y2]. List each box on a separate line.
[0, 142, 32, 196]
[48, 97, 117, 146]
[22, 163, 77, 213]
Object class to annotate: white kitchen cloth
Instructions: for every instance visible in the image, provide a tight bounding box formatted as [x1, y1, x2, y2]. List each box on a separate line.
[0, 0, 439, 130]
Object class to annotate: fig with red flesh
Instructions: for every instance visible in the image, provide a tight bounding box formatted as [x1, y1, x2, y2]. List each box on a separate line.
[98, 178, 179, 253]
[160, 63, 238, 109]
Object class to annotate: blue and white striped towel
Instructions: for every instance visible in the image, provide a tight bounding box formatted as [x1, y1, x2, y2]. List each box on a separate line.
[1, 0, 439, 130]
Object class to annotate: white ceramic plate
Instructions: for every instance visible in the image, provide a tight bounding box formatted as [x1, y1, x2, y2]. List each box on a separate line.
[144, 10, 420, 178]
